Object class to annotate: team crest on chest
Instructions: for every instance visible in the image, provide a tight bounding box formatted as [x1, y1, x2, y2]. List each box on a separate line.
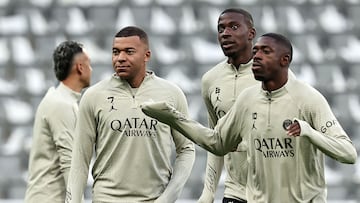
[282, 119, 293, 130]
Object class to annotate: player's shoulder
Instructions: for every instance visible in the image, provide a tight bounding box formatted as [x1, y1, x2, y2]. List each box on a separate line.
[288, 77, 326, 104]
[151, 73, 184, 94]
[290, 78, 321, 96]
[201, 60, 229, 90]
[82, 75, 113, 97]
[36, 86, 73, 113]
[42, 86, 69, 103]
[231, 84, 261, 111]
[202, 60, 228, 81]
[36, 87, 56, 108]
[240, 84, 261, 98]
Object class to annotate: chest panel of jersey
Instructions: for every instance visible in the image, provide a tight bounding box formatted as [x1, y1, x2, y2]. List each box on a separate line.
[89, 90, 175, 192]
[245, 92, 324, 202]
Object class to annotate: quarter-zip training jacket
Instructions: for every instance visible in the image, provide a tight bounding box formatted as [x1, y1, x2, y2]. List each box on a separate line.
[141, 74, 357, 203]
[25, 82, 81, 203]
[67, 71, 195, 203]
[200, 59, 258, 201]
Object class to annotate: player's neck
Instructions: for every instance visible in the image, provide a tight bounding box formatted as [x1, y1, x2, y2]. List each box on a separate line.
[228, 55, 252, 69]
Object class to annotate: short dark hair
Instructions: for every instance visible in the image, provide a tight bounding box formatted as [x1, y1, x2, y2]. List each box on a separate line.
[261, 33, 293, 62]
[53, 41, 84, 81]
[115, 26, 149, 47]
[220, 8, 254, 28]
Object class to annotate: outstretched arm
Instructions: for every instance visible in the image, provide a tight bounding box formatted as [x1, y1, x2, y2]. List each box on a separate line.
[141, 101, 243, 156]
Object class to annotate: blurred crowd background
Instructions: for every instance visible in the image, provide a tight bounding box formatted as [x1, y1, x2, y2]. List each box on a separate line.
[0, 0, 360, 202]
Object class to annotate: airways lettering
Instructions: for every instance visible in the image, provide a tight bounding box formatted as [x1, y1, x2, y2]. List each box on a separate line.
[262, 149, 295, 158]
[124, 129, 156, 137]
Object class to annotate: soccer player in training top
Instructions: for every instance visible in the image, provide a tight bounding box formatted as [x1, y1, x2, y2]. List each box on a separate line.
[198, 8, 256, 203]
[25, 41, 92, 203]
[141, 33, 357, 203]
[66, 26, 195, 203]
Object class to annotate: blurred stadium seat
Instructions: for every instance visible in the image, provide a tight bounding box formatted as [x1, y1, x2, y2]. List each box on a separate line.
[0, 0, 359, 202]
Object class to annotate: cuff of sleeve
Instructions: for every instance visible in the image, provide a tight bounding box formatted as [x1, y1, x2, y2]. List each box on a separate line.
[197, 191, 215, 203]
[293, 118, 311, 137]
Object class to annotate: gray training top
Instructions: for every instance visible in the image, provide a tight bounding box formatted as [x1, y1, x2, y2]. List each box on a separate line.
[142, 74, 357, 203]
[67, 71, 195, 203]
[25, 82, 81, 203]
[201, 59, 257, 201]
[199, 76, 357, 202]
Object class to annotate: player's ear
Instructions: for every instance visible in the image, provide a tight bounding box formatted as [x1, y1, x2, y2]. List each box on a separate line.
[280, 54, 291, 67]
[72, 53, 84, 74]
[144, 50, 151, 62]
[248, 27, 256, 41]
[73, 60, 85, 76]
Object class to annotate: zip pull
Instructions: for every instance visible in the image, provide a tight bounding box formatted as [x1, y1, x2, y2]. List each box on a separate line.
[131, 95, 138, 109]
[266, 92, 272, 102]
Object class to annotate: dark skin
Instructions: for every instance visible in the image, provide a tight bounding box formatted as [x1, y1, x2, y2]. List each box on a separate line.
[252, 36, 301, 137]
[217, 12, 256, 68]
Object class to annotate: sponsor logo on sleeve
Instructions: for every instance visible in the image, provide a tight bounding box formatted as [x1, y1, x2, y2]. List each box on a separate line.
[320, 120, 338, 133]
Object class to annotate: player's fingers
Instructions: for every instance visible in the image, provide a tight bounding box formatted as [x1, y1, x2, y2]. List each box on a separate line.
[287, 122, 301, 137]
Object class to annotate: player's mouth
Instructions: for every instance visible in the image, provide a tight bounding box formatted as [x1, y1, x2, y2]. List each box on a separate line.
[221, 41, 235, 49]
[252, 62, 262, 71]
[115, 66, 130, 71]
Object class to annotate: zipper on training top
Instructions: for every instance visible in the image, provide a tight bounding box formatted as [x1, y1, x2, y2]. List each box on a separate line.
[128, 86, 140, 109]
[232, 65, 239, 101]
[267, 92, 272, 127]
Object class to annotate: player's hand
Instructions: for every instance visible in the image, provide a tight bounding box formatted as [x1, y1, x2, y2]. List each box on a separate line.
[141, 101, 186, 125]
[286, 120, 301, 137]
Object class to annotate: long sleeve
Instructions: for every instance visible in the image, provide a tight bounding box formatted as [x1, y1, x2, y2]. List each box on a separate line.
[295, 93, 357, 164]
[198, 85, 224, 203]
[50, 100, 78, 187]
[155, 132, 195, 203]
[25, 84, 82, 203]
[66, 94, 96, 203]
[155, 89, 195, 203]
[198, 153, 224, 203]
[141, 101, 244, 156]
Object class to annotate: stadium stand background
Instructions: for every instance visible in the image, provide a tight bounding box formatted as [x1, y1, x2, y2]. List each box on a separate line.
[0, 0, 359, 202]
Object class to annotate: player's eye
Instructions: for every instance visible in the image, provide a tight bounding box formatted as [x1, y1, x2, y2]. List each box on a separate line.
[252, 49, 258, 56]
[112, 49, 119, 55]
[263, 48, 271, 54]
[218, 26, 225, 33]
[231, 25, 239, 30]
[126, 50, 135, 55]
